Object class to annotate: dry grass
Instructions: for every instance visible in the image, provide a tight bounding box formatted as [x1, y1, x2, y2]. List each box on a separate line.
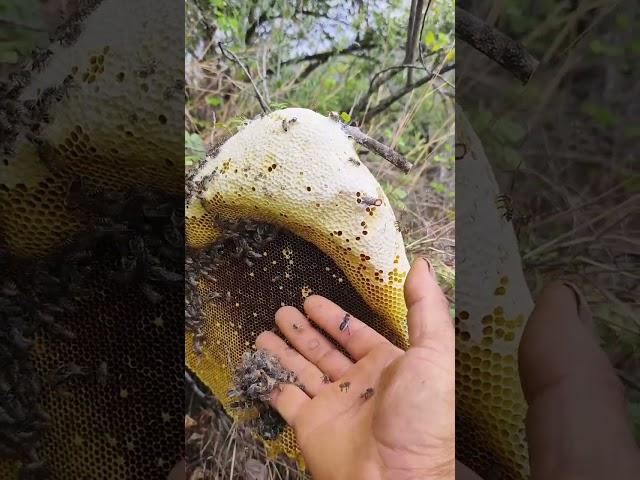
[185, 392, 308, 480]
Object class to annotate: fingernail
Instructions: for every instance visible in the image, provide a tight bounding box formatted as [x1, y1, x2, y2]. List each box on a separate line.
[562, 282, 594, 329]
[420, 257, 436, 279]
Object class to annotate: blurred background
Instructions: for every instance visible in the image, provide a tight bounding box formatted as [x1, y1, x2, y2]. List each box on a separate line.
[184, 0, 454, 478]
[459, 0, 639, 441]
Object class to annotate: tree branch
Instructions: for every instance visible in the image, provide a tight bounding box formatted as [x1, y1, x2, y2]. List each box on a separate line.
[417, 1, 434, 73]
[369, 54, 439, 92]
[329, 113, 413, 173]
[455, 7, 539, 84]
[218, 42, 271, 114]
[353, 64, 455, 122]
[404, 0, 419, 65]
[280, 40, 376, 67]
[404, 0, 425, 85]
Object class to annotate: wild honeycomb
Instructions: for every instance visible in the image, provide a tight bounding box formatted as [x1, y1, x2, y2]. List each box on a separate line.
[456, 107, 534, 479]
[0, 0, 183, 257]
[185, 108, 411, 466]
[1, 0, 184, 477]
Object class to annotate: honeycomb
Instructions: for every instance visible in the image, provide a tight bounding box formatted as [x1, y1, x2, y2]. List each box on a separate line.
[455, 107, 534, 479]
[1, 0, 184, 477]
[185, 108, 411, 466]
[0, 0, 183, 257]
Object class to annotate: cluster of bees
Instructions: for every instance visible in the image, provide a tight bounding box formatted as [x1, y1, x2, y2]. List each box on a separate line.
[228, 350, 296, 440]
[0, 0, 104, 162]
[0, 259, 78, 476]
[1, 176, 184, 475]
[0, 62, 76, 161]
[48, 0, 102, 48]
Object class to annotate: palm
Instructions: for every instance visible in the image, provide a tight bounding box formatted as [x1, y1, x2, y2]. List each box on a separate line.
[257, 259, 454, 480]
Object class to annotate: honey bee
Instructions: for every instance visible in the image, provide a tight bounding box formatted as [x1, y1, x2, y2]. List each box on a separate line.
[495, 194, 513, 222]
[281, 117, 297, 132]
[360, 387, 375, 400]
[339, 312, 351, 335]
[361, 195, 382, 207]
[136, 59, 158, 78]
[9, 71, 30, 88]
[32, 48, 53, 72]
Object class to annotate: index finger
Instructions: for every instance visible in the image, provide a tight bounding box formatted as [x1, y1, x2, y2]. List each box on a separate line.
[303, 295, 394, 360]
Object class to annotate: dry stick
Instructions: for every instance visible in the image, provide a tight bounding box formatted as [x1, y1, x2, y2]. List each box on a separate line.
[455, 7, 539, 84]
[344, 126, 413, 173]
[218, 42, 271, 114]
[329, 114, 413, 173]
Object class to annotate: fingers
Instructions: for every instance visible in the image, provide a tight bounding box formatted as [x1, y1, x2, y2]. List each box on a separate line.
[267, 382, 309, 430]
[275, 306, 353, 379]
[303, 295, 396, 360]
[256, 330, 333, 396]
[404, 258, 454, 350]
[519, 281, 640, 478]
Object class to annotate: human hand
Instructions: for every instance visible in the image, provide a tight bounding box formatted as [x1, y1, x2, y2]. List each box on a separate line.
[518, 282, 640, 479]
[256, 258, 455, 480]
[458, 281, 640, 480]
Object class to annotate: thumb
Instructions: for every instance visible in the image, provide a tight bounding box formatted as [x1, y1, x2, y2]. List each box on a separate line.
[404, 258, 454, 350]
[519, 281, 640, 479]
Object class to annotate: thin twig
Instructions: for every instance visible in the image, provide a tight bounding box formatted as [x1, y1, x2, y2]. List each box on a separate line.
[218, 42, 271, 114]
[417, 0, 434, 74]
[369, 59, 438, 92]
[357, 63, 455, 122]
[279, 40, 376, 67]
[329, 113, 413, 173]
[455, 7, 539, 84]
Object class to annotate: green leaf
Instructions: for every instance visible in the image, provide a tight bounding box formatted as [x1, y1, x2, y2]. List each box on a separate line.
[339, 111, 351, 123]
[206, 96, 222, 106]
[269, 101, 289, 110]
[581, 102, 618, 127]
[185, 132, 205, 166]
[495, 118, 527, 143]
[425, 30, 435, 45]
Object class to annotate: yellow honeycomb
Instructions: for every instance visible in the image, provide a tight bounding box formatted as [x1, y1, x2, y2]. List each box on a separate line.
[455, 107, 533, 479]
[1, 0, 183, 477]
[185, 108, 411, 466]
[455, 278, 529, 479]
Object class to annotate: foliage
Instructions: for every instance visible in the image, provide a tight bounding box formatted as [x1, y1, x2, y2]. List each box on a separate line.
[0, 1, 48, 65]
